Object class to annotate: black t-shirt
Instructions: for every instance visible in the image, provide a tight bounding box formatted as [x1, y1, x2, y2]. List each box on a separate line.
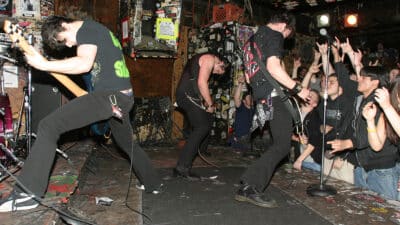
[317, 61, 358, 141]
[77, 20, 131, 91]
[317, 94, 354, 141]
[303, 109, 323, 164]
[233, 104, 254, 137]
[242, 26, 284, 101]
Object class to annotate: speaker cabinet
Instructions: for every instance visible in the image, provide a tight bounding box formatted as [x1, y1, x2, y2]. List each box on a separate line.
[31, 73, 63, 133]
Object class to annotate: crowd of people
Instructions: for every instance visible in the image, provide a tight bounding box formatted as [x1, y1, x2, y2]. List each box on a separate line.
[249, 31, 400, 203]
[227, 12, 400, 204]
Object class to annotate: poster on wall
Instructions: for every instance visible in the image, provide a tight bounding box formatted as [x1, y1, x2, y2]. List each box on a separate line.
[155, 18, 178, 41]
[14, 0, 41, 18]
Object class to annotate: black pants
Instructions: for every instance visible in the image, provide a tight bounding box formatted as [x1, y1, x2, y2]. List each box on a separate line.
[240, 96, 293, 192]
[17, 91, 161, 197]
[176, 96, 213, 169]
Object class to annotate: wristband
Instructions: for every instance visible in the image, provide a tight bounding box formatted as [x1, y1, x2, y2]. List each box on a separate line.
[367, 127, 376, 133]
[290, 83, 303, 95]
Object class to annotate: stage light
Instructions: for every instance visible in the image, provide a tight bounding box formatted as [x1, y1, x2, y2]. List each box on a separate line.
[344, 13, 358, 27]
[316, 13, 330, 27]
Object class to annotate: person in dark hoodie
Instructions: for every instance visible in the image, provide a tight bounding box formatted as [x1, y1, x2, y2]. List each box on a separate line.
[328, 66, 399, 200]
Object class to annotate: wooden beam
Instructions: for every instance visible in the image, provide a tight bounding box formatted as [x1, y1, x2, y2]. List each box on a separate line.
[171, 26, 189, 140]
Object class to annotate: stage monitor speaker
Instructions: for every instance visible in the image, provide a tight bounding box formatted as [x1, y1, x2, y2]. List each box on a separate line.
[31, 74, 63, 134]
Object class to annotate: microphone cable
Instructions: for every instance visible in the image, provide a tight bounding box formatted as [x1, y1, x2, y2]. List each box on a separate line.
[0, 161, 97, 225]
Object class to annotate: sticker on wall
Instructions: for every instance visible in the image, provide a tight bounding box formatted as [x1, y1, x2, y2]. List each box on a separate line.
[155, 17, 178, 41]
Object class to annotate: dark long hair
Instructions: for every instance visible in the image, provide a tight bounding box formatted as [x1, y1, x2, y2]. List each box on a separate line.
[385, 77, 400, 144]
[41, 16, 75, 50]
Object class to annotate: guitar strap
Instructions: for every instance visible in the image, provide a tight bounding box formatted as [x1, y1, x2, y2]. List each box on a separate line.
[249, 41, 302, 129]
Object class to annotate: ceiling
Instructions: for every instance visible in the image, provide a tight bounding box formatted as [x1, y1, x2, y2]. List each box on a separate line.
[183, 0, 400, 50]
[263, 0, 400, 50]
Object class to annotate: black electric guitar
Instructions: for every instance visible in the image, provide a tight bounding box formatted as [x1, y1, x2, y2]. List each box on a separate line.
[3, 20, 88, 97]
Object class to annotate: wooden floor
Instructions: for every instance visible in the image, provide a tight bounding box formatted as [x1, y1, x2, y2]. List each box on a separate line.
[1, 139, 400, 225]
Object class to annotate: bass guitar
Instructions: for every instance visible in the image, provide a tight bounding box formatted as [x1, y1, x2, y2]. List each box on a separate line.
[3, 20, 88, 97]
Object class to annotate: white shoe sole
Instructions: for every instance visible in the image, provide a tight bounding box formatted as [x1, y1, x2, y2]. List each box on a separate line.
[0, 196, 39, 212]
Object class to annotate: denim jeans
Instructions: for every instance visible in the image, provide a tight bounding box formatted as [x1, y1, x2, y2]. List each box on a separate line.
[17, 91, 161, 197]
[354, 165, 399, 200]
[302, 161, 321, 172]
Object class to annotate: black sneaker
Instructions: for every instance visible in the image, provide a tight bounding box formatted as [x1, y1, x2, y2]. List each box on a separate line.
[235, 184, 278, 208]
[173, 167, 201, 181]
[0, 191, 39, 212]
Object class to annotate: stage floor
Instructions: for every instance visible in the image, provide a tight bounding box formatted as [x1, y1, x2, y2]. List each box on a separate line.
[1, 140, 400, 225]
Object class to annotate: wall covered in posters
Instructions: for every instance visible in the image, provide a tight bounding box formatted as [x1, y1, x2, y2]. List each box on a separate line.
[187, 21, 256, 144]
[130, 0, 182, 58]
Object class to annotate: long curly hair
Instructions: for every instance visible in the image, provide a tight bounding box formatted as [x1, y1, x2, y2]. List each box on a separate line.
[385, 77, 400, 144]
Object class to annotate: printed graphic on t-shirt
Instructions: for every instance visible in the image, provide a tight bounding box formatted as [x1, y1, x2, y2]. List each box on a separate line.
[91, 62, 101, 85]
[243, 41, 262, 80]
[110, 31, 129, 78]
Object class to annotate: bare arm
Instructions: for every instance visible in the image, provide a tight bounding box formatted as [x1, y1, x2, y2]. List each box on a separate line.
[316, 42, 335, 76]
[301, 63, 321, 88]
[375, 87, 400, 137]
[197, 55, 214, 109]
[341, 37, 363, 78]
[24, 44, 97, 75]
[293, 143, 315, 171]
[382, 106, 400, 137]
[233, 76, 246, 108]
[362, 102, 386, 151]
[266, 56, 310, 100]
[291, 57, 301, 79]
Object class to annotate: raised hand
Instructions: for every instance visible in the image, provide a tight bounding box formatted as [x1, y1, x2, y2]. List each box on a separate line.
[362, 101, 377, 121]
[374, 87, 391, 108]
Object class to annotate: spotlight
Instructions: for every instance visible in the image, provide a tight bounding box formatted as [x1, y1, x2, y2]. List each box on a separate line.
[316, 13, 330, 27]
[344, 13, 358, 27]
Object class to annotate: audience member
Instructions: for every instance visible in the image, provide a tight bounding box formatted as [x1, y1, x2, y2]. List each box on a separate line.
[328, 66, 399, 200]
[228, 75, 254, 152]
[293, 90, 322, 172]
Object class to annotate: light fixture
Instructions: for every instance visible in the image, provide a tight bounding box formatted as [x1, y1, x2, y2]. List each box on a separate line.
[344, 13, 358, 27]
[316, 13, 330, 28]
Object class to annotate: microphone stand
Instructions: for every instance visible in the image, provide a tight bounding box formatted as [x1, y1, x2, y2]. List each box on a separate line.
[306, 38, 337, 197]
[25, 34, 34, 154]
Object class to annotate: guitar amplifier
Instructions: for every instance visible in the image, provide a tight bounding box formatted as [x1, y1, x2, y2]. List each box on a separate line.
[31, 72, 63, 133]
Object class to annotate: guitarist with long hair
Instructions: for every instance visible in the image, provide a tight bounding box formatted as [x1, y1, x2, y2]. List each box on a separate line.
[0, 16, 162, 212]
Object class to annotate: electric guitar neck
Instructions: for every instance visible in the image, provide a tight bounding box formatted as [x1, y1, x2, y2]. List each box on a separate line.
[3, 20, 88, 97]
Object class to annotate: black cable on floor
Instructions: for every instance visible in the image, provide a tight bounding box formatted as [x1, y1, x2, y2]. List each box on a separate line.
[123, 142, 152, 224]
[197, 148, 220, 168]
[0, 162, 97, 225]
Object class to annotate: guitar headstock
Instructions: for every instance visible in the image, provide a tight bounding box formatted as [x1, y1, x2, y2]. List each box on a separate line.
[3, 20, 32, 55]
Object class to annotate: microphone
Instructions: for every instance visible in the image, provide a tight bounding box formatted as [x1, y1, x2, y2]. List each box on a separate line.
[319, 28, 333, 44]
